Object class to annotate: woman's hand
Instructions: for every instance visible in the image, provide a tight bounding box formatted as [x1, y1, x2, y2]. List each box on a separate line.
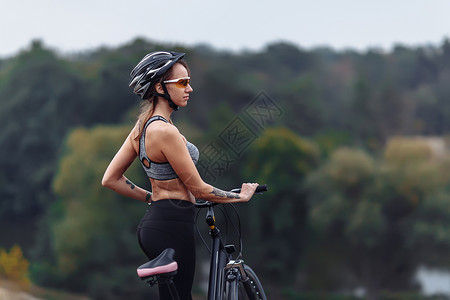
[238, 183, 259, 202]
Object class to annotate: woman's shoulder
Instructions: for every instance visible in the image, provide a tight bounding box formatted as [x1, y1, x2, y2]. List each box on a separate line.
[147, 119, 181, 142]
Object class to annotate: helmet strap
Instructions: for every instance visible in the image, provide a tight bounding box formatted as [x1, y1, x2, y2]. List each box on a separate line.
[153, 83, 179, 111]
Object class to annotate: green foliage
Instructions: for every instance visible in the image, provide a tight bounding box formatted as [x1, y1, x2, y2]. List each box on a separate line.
[380, 138, 444, 210]
[305, 140, 450, 297]
[2, 37, 450, 297]
[275, 73, 327, 135]
[0, 42, 89, 216]
[308, 148, 384, 251]
[384, 137, 434, 164]
[413, 191, 450, 266]
[327, 147, 375, 187]
[41, 125, 149, 298]
[244, 127, 320, 194]
[242, 127, 319, 284]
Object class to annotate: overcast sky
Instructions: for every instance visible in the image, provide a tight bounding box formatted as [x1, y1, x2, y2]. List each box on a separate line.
[1, 0, 450, 57]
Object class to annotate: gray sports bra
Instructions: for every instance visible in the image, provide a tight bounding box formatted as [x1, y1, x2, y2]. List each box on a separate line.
[139, 116, 199, 180]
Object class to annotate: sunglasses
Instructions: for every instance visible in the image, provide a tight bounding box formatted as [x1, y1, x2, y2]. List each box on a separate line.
[163, 77, 191, 88]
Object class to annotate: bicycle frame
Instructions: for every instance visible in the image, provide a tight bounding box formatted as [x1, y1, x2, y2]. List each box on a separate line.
[139, 184, 268, 300]
[205, 204, 229, 300]
[200, 184, 268, 299]
[203, 204, 264, 300]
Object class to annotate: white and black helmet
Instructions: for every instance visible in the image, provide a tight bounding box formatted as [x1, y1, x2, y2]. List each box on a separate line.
[129, 51, 185, 102]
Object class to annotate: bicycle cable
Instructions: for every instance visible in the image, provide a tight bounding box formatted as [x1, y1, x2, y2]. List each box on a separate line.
[222, 203, 243, 260]
[195, 202, 243, 260]
[195, 204, 229, 254]
[195, 208, 211, 253]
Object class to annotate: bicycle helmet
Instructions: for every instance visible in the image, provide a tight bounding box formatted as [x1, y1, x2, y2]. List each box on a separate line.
[129, 51, 185, 110]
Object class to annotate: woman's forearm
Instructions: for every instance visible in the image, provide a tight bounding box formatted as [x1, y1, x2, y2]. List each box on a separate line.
[102, 175, 152, 203]
[190, 183, 243, 203]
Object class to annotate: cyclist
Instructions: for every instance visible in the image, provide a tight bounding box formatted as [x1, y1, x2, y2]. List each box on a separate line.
[102, 51, 259, 300]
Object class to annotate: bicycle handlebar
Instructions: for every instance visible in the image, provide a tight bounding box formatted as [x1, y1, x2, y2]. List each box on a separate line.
[230, 184, 268, 194]
[194, 184, 268, 208]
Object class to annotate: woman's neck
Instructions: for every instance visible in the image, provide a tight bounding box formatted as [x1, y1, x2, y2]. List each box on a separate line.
[152, 99, 174, 122]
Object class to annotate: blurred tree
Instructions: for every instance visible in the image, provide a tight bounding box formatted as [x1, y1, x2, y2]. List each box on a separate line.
[349, 77, 375, 144]
[277, 74, 326, 136]
[0, 40, 89, 218]
[370, 83, 414, 142]
[349, 79, 415, 146]
[85, 52, 137, 124]
[262, 42, 315, 77]
[36, 125, 152, 299]
[439, 38, 450, 69]
[2, 35, 450, 298]
[242, 127, 320, 288]
[0, 244, 30, 287]
[305, 138, 450, 300]
[413, 190, 450, 267]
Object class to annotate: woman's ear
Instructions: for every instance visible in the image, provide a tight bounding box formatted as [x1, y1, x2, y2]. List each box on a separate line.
[155, 83, 164, 94]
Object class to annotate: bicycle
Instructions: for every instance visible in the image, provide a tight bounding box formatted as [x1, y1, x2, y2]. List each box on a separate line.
[136, 184, 269, 300]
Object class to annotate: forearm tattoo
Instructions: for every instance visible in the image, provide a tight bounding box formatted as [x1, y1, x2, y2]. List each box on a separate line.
[210, 187, 240, 199]
[126, 179, 135, 190]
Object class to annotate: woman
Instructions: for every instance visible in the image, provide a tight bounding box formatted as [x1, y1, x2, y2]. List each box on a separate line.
[102, 51, 258, 299]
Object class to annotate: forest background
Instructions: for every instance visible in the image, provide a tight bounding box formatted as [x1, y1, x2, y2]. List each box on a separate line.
[1, 37, 450, 300]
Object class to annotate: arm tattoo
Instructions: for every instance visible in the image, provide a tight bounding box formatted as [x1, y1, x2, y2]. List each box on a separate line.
[210, 187, 240, 199]
[126, 179, 135, 190]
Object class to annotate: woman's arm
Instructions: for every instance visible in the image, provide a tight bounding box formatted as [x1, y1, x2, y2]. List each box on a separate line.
[102, 128, 152, 203]
[158, 124, 258, 203]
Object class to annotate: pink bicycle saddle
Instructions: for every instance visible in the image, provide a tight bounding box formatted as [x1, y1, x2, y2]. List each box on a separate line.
[137, 248, 178, 278]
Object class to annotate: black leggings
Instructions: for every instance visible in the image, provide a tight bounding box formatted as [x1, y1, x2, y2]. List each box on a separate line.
[137, 199, 196, 300]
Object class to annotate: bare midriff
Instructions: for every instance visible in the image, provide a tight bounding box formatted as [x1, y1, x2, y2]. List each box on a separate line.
[149, 177, 195, 204]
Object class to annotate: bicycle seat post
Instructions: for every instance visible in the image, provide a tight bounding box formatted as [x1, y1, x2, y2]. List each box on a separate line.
[167, 277, 180, 300]
[137, 248, 180, 300]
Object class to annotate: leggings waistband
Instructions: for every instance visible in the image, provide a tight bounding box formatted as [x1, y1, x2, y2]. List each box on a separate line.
[142, 199, 196, 223]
